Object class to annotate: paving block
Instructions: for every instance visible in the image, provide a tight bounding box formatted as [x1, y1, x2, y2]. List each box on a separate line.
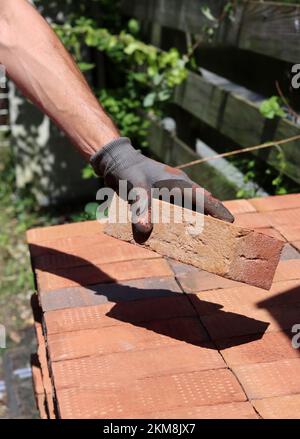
[273, 259, 300, 282]
[134, 401, 258, 419]
[27, 221, 103, 244]
[275, 224, 300, 242]
[292, 241, 300, 252]
[265, 208, 300, 228]
[189, 279, 300, 317]
[105, 199, 284, 290]
[56, 369, 246, 418]
[47, 317, 209, 362]
[44, 295, 196, 334]
[30, 354, 48, 419]
[233, 212, 271, 229]
[233, 359, 300, 400]
[36, 258, 173, 292]
[252, 394, 300, 419]
[177, 270, 244, 294]
[217, 331, 299, 367]
[280, 244, 300, 260]
[249, 194, 300, 212]
[223, 199, 256, 214]
[39, 277, 182, 312]
[51, 343, 225, 390]
[31, 238, 161, 271]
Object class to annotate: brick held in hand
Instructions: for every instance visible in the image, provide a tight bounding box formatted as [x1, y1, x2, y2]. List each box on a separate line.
[104, 198, 284, 290]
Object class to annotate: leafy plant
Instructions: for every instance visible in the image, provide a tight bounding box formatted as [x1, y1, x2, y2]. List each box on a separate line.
[259, 96, 286, 119]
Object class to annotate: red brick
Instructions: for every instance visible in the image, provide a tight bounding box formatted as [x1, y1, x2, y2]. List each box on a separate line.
[40, 277, 182, 312]
[280, 244, 300, 260]
[134, 402, 258, 419]
[27, 220, 103, 244]
[217, 331, 298, 367]
[256, 227, 286, 241]
[51, 343, 225, 390]
[253, 394, 300, 419]
[249, 194, 300, 212]
[275, 224, 300, 242]
[56, 369, 246, 418]
[273, 259, 300, 282]
[265, 208, 300, 228]
[31, 355, 48, 419]
[292, 241, 300, 252]
[177, 270, 243, 293]
[200, 304, 300, 340]
[47, 317, 209, 362]
[223, 199, 256, 214]
[44, 296, 196, 334]
[233, 359, 300, 400]
[233, 212, 271, 229]
[31, 237, 160, 271]
[36, 258, 173, 292]
[190, 279, 300, 316]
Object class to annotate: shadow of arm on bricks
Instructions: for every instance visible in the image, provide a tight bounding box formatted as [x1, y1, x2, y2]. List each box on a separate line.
[29, 244, 269, 350]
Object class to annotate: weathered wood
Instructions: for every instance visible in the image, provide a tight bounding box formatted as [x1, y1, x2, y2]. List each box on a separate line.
[122, 0, 300, 63]
[104, 198, 284, 290]
[173, 70, 300, 183]
[147, 118, 240, 200]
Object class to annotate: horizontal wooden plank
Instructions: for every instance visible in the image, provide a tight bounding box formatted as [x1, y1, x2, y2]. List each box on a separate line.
[122, 0, 300, 63]
[173, 70, 300, 183]
[146, 118, 240, 200]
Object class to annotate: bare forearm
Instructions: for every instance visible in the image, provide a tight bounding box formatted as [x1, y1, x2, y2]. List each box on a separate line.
[0, 0, 119, 160]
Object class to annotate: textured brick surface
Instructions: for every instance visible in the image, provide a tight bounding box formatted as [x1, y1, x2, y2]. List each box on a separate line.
[253, 394, 300, 419]
[47, 317, 209, 362]
[31, 238, 160, 271]
[56, 369, 246, 418]
[273, 259, 300, 282]
[105, 199, 284, 290]
[176, 270, 243, 293]
[31, 355, 47, 419]
[44, 295, 196, 334]
[190, 279, 300, 316]
[275, 224, 300, 242]
[27, 194, 300, 419]
[223, 199, 256, 214]
[233, 359, 300, 400]
[280, 244, 300, 260]
[40, 277, 182, 312]
[51, 344, 225, 390]
[255, 227, 285, 241]
[217, 331, 298, 366]
[249, 194, 300, 212]
[36, 258, 173, 292]
[27, 220, 103, 244]
[134, 401, 258, 419]
[265, 208, 300, 228]
[233, 212, 271, 229]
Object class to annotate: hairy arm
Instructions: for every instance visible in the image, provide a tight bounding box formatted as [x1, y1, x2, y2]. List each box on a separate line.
[0, 0, 119, 160]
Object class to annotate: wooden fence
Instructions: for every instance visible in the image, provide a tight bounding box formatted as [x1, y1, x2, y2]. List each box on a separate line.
[122, 0, 300, 186]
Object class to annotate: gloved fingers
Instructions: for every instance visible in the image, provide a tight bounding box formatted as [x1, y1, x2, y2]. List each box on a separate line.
[152, 179, 234, 223]
[128, 187, 153, 243]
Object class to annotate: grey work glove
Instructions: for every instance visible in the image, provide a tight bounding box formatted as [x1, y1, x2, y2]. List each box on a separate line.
[91, 137, 234, 241]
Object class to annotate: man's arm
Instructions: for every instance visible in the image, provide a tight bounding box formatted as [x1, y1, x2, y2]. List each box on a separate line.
[0, 0, 234, 236]
[0, 0, 119, 160]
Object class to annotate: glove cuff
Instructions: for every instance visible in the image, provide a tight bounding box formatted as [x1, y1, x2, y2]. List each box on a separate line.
[90, 137, 142, 177]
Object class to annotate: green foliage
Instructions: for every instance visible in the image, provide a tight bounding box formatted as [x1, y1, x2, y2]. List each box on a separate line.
[259, 96, 286, 119]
